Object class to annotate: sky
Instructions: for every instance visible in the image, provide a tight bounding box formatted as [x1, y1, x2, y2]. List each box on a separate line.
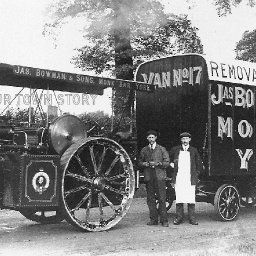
[0, 0, 256, 116]
[165, 0, 256, 60]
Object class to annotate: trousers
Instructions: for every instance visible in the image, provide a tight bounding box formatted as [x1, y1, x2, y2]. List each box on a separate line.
[176, 203, 196, 220]
[146, 170, 168, 223]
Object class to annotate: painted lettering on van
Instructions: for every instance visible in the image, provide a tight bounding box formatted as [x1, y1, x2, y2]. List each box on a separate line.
[140, 66, 202, 88]
[209, 61, 256, 85]
[218, 116, 254, 170]
[211, 84, 254, 108]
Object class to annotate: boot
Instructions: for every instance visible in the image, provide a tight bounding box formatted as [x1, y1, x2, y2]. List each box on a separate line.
[188, 204, 198, 225]
[173, 203, 184, 225]
[147, 220, 158, 226]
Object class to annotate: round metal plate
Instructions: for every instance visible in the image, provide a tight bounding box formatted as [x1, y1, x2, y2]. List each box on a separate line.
[49, 115, 87, 154]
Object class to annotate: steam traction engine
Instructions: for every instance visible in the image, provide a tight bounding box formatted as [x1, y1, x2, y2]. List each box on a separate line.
[0, 63, 153, 231]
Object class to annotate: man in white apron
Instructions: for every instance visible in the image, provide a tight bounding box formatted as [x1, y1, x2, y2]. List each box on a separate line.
[169, 132, 203, 225]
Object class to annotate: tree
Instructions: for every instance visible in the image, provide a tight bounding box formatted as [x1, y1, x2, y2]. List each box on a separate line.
[79, 110, 131, 136]
[209, 0, 256, 61]
[2, 107, 45, 127]
[213, 0, 256, 16]
[72, 13, 203, 73]
[235, 30, 256, 61]
[44, 0, 203, 123]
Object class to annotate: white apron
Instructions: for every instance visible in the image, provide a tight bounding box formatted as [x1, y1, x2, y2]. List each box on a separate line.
[175, 151, 196, 204]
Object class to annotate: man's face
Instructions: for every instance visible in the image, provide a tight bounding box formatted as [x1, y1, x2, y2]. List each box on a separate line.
[181, 136, 191, 146]
[147, 134, 157, 144]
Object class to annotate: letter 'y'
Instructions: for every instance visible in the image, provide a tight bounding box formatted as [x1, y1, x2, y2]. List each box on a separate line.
[235, 149, 253, 170]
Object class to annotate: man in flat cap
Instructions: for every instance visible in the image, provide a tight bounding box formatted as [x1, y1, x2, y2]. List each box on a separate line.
[169, 132, 203, 225]
[138, 129, 170, 227]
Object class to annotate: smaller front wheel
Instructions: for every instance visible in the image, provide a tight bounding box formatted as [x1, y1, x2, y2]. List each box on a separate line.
[214, 184, 240, 221]
[19, 209, 64, 224]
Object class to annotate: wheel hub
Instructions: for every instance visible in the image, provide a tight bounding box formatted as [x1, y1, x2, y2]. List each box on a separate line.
[226, 197, 231, 206]
[93, 177, 106, 191]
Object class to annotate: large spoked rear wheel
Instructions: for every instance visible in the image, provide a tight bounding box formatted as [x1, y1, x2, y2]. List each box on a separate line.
[60, 138, 135, 231]
[214, 184, 240, 221]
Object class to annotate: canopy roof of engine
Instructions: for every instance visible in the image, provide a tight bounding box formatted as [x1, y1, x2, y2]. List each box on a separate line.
[0, 62, 154, 95]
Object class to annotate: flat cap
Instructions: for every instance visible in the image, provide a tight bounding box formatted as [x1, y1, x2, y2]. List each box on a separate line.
[180, 132, 191, 138]
[146, 129, 158, 137]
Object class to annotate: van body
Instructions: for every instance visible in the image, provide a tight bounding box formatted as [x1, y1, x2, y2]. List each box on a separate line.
[135, 54, 256, 178]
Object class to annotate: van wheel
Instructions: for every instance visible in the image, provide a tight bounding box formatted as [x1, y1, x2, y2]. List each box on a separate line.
[214, 184, 240, 221]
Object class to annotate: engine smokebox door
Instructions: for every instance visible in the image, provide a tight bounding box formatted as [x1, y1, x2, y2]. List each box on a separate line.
[19, 155, 61, 207]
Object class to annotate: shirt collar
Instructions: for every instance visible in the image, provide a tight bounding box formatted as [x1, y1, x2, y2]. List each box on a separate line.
[149, 142, 156, 150]
[182, 145, 189, 151]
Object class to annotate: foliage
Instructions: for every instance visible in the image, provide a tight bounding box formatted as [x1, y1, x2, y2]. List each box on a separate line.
[45, 0, 203, 75]
[235, 30, 256, 61]
[44, 0, 203, 122]
[213, 0, 256, 16]
[2, 107, 131, 137]
[78, 110, 132, 136]
[208, 0, 256, 61]
[3, 107, 45, 127]
[71, 14, 203, 73]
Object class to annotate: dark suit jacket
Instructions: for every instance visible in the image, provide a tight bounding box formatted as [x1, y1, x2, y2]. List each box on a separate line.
[169, 145, 203, 185]
[138, 144, 170, 181]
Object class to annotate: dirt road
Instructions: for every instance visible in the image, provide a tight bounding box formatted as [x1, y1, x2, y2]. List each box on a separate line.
[1, 198, 256, 256]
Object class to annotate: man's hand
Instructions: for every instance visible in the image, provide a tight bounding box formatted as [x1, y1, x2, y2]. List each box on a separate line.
[142, 162, 149, 167]
[170, 183, 175, 189]
[149, 161, 157, 168]
[142, 162, 162, 168]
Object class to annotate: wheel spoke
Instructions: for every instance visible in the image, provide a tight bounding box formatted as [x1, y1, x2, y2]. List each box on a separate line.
[230, 191, 236, 199]
[230, 206, 236, 213]
[74, 154, 90, 177]
[71, 191, 91, 213]
[85, 193, 92, 221]
[100, 192, 116, 212]
[105, 155, 120, 176]
[98, 193, 104, 222]
[228, 188, 231, 198]
[225, 209, 230, 218]
[64, 185, 89, 197]
[89, 145, 98, 175]
[219, 202, 225, 207]
[108, 180, 126, 186]
[98, 147, 106, 173]
[105, 173, 128, 181]
[220, 207, 225, 214]
[66, 171, 93, 183]
[104, 184, 128, 195]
